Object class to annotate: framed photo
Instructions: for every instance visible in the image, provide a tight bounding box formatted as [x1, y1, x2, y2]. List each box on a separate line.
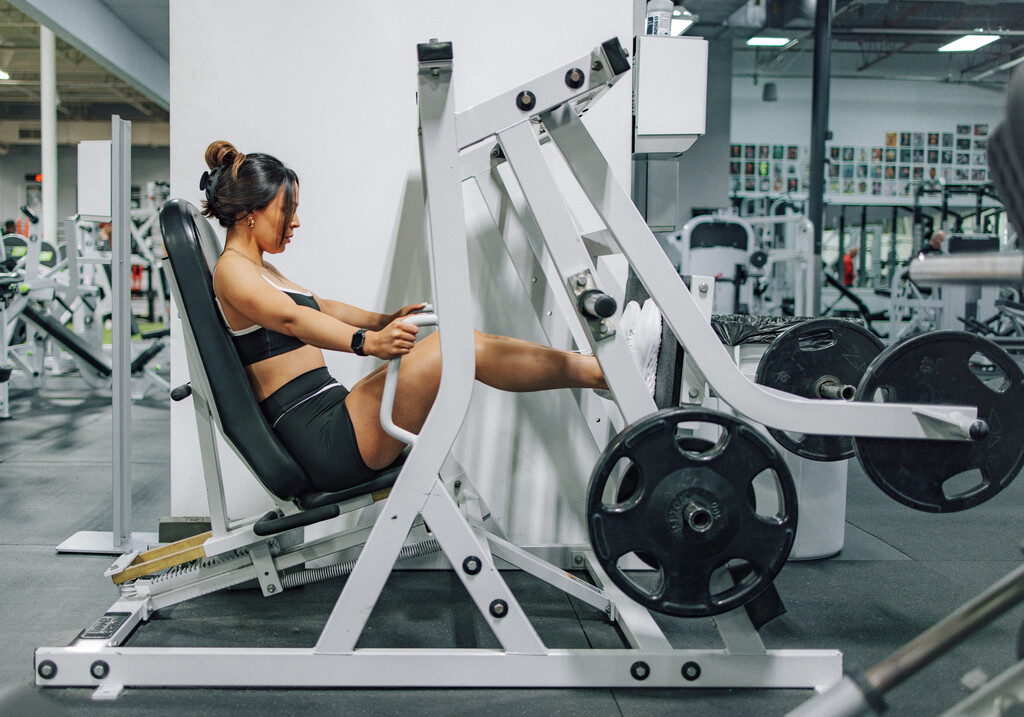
[829, 162, 840, 178]
[900, 132, 911, 147]
[885, 148, 897, 162]
[900, 148, 912, 163]
[912, 149, 924, 163]
[956, 153, 970, 165]
[758, 161, 770, 176]
[745, 177, 756, 191]
[972, 169, 988, 181]
[974, 123, 989, 136]
[898, 166, 910, 179]
[957, 124, 971, 135]
[857, 164, 868, 178]
[842, 164, 854, 178]
[885, 166, 896, 179]
[941, 150, 953, 164]
[730, 144, 742, 158]
[787, 178, 799, 192]
[729, 161, 741, 175]
[745, 145, 756, 159]
[974, 153, 987, 166]
[871, 181, 881, 195]
[942, 133, 953, 147]
[912, 132, 924, 148]
[773, 145, 784, 159]
[830, 146, 840, 161]
[927, 149, 938, 164]
[858, 181, 868, 194]
[870, 165, 882, 179]
[886, 132, 898, 147]
[843, 180, 854, 194]
[912, 166, 924, 180]
[842, 147, 855, 162]
[759, 145, 770, 158]
[927, 133, 939, 146]
[787, 145, 799, 160]
[828, 179, 840, 194]
[759, 177, 770, 191]
[871, 148, 883, 162]
[956, 137, 972, 150]
[974, 138, 988, 150]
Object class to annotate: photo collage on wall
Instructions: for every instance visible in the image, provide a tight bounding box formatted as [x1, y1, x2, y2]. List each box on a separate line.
[730, 124, 992, 199]
[729, 143, 809, 195]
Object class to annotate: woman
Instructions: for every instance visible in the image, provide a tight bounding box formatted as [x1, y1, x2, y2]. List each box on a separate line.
[205, 141, 659, 493]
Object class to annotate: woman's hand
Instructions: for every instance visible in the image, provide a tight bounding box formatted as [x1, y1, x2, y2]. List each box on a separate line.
[380, 303, 427, 329]
[364, 317, 419, 359]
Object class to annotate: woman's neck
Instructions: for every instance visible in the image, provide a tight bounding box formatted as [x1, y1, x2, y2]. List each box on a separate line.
[224, 230, 261, 260]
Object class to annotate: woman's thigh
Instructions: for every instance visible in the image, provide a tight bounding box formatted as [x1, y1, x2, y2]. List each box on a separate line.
[345, 331, 444, 469]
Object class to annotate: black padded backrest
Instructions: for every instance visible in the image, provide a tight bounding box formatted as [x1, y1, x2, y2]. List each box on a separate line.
[159, 199, 312, 500]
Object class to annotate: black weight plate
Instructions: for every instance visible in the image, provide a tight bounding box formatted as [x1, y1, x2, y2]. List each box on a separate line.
[756, 317, 884, 461]
[853, 330, 1024, 513]
[587, 408, 797, 618]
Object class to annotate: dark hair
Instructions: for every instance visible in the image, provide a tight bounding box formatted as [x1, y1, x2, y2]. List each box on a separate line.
[201, 140, 298, 244]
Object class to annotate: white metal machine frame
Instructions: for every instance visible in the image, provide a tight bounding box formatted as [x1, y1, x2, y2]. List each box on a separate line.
[36, 38, 983, 697]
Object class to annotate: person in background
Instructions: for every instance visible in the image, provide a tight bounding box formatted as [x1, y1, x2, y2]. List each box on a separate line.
[921, 229, 945, 256]
[3, 220, 15, 235]
[842, 245, 858, 287]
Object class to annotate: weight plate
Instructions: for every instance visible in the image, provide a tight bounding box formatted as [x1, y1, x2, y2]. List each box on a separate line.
[756, 317, 884, 461]
[587, 408, 797, 617]
[853, 330, 1024, 513]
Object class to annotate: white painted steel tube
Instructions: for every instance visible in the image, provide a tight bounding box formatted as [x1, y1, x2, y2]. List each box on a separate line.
[379, 313, 439, 446]
[909, 252, 1024, 285]
[40, 27, 57, 246]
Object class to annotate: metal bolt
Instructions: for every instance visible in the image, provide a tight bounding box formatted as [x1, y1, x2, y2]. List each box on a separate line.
[463, 556, 482, 575]
[489, 599, 509, 618]
[592, 60, 603, 72]
[531, 276, 538, 283]
[573, 554, 584, 565]
[491, 147, 500, 158]
[431, 68, 439, 78]
[576, 275, 588, 287]
[699, 282, 709, 294]
[37, 660, 56, 679]
[90, 660, 109, 679]
[454, 479, 462, 490]
[267, 584, 276, 594]
[689, 388, 700, 398]
[599, 322, 608, 335]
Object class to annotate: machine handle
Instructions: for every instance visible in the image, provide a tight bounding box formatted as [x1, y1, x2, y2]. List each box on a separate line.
[380, 312, 439, 446]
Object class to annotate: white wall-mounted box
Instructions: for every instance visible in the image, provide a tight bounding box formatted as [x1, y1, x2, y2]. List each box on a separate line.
[77, 140, 111, 219]
[633, 35, 708, 158]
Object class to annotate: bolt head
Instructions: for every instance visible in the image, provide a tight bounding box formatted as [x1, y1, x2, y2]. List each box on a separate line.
[698, 282, 709, 293]
[689, 387, 700, 398]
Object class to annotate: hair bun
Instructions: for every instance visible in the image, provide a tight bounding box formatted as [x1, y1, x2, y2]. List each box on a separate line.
[205, 140, 239, 170]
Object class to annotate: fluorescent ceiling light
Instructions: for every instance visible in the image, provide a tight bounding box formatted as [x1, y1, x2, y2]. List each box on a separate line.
[671, 7, 697, 35]
[0, 69, 8, 80]
[747, 36, 792, 47]
[938, 35, 999, 52]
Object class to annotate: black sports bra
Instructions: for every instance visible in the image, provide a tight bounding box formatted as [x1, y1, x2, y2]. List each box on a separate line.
[216, 277, 321, 366]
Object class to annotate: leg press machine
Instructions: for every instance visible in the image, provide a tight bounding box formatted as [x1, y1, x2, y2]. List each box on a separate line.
[35, 38, 986, 697]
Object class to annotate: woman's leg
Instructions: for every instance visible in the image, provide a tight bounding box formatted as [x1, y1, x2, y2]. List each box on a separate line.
[344, 330, 604, 469]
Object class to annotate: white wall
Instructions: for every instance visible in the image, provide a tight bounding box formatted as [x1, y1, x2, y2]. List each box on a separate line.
[731, 76, 1005, 146]
[169, 0, 632, 544]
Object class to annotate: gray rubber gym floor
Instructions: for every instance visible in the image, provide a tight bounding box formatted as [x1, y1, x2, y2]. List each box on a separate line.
[1, 384, 1022, 716]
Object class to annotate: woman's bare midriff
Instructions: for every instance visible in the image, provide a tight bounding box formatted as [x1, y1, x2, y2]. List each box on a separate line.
[244, 344, 327, 401]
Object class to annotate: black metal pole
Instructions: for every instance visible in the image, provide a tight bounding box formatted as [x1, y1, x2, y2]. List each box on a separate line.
[808, 0, 834, 314]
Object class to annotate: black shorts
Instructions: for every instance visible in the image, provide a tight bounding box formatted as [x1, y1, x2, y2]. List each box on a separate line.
[260, 367, 377, 492]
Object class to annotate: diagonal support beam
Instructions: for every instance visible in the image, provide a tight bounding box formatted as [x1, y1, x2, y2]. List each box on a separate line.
[8, 0, 169, 109]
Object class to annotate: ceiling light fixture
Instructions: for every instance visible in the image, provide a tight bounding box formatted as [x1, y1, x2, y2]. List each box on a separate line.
[747, 36, 792, 47]
[0, 69, 9, 80]
[938, 34, 999, 52]
[671, 6, 698, 36]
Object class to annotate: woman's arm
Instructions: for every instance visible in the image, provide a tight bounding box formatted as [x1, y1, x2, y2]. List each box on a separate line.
[315, 297, 427, 330]
[214, 258, 418, 358]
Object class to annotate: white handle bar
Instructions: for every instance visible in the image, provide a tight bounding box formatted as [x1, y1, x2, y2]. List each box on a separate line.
[379, 311, 439, 446]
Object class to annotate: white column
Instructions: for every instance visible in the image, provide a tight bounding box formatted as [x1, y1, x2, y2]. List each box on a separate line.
[39, 25, 57, 244]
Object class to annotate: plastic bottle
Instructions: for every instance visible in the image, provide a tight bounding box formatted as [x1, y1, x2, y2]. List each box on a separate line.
[646, 0, 673, 36]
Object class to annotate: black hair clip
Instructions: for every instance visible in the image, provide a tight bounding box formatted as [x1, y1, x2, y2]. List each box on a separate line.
[199, 166, 224, 202]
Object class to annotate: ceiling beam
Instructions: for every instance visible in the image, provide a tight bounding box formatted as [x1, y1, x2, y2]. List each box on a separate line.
[7, 0, 168, 110]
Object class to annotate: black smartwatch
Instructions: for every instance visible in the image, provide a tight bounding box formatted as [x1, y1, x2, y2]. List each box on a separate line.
[351, 329, 368, 356]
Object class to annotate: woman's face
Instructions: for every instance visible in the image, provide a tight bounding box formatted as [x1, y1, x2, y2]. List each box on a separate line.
[251, 184, 300, 254]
